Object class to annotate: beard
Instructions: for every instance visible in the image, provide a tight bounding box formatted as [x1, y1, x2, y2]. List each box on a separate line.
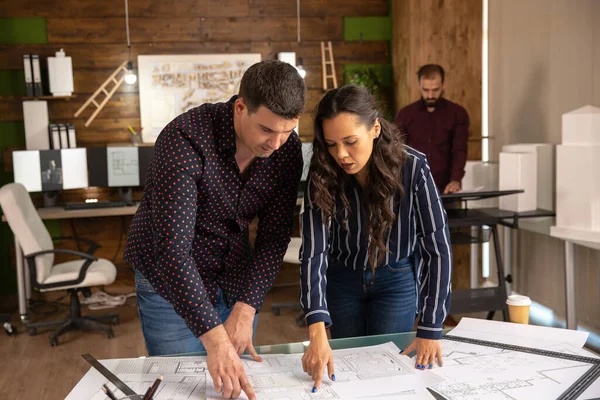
[422, 92, 443, 108]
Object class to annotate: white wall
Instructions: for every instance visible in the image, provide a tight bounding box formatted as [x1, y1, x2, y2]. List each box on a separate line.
[489, 0, 600, 331]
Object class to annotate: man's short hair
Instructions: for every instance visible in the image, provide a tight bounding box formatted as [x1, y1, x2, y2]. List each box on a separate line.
[239, 60, 306, 119]
[417, 64, 445, 83]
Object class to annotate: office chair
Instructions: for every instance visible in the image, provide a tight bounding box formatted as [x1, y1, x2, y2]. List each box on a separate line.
[0, 183, 119, 346]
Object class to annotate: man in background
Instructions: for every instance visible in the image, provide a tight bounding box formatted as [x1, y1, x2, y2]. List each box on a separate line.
[394, 64, 469, 194]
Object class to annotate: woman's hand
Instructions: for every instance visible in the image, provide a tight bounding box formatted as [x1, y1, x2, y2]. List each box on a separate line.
[302, 322, 336, 392]
[402, 337, 443, 370]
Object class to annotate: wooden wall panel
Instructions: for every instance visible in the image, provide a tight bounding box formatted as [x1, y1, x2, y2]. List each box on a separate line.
[392, 0, 482, 140]
[47, 17, 344, 43]
[391, 0, 483, 294]
[248, 0, 388, 17]
[0, 41, 389, 70]
[0, 0, 389, 271]
[1, 0, 387, 18]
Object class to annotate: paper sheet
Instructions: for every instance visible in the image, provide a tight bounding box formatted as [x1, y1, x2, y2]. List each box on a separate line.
[206, 342, 442, 400]
[421, 318, 598, 400]
[449, 317, 589, 349]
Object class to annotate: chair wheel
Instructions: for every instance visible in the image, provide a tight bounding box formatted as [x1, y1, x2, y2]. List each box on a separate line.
[50, 337, 58, 346]
[107, 328, 114, 339]
[28, 327, 38, 336]
[3, 323, 16, 336]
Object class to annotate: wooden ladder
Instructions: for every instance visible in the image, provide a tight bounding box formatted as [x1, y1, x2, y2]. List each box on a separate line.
[321, 41, 338, 91]
[74, 60, 129, 127]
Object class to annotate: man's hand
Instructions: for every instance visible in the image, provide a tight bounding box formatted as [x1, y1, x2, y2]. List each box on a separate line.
[302, 322, 335, 392]
[402, 338, 443, 370]
[201, 325, 256, 400]
[223, 302, 262, 362]
[443, 180, 461, 194]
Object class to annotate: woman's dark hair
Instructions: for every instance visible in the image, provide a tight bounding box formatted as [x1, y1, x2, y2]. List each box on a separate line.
[310, 84, 407, 271]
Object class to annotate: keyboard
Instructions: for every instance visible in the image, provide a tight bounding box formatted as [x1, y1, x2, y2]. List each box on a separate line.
[64, 201, 135, 210]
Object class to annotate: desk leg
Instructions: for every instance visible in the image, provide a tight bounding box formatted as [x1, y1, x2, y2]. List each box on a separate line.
[15, 239, 28, 323]
[565, 241, 577, 330]
[503, 226, 512, 296]
[470, 226, 479, 288]
[491, 225, 509, 321]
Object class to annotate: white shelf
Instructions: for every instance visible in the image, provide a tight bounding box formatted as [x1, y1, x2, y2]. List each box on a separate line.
[550, 226, 600, 251]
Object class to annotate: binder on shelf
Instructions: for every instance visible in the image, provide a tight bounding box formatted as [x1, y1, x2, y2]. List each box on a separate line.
[59, 124, 69, 149]
[48, 124, 60, 150]
[31, 54, 43, 97]
[67, 124, 77, 148]
[22, 54, 34, 97]
[23, 100, 50, 150]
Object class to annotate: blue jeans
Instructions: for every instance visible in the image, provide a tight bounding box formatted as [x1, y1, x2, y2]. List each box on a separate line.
[326, 257, 417, 339]
[135, 269, 258, 356]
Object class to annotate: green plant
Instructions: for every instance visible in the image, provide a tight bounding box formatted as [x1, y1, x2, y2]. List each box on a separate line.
[346, 66, 393, 120]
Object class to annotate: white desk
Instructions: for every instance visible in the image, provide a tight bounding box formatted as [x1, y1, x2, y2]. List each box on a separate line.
[503, 216, 600, 330]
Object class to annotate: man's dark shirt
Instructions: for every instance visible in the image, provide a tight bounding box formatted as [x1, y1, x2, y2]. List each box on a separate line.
[394, 97, 469, 190]
[123, 96, 303, 337]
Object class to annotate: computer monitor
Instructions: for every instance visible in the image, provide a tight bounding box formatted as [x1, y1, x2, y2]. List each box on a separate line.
[13, 148, 89, 206]
[87, 146, 154, 202]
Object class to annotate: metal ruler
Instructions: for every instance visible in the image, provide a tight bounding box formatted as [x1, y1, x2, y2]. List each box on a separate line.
[82, 353, 138, 397]
[444, 335, 600, 400]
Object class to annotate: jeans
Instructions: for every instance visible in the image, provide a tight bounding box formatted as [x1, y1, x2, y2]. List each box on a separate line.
[326, 257, 417, 339]
[135, 269, 258, 356]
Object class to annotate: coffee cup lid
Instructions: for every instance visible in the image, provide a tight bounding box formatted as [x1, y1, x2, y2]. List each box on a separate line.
[506, 295, 531, 306]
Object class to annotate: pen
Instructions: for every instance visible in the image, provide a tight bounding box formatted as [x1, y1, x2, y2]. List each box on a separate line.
[128, 125, 137, 135]
[102, 384, 118, 400]
[143, 375, 163, 400]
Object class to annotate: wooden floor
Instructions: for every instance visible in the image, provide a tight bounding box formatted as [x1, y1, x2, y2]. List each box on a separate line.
[0, 283, 307, 400]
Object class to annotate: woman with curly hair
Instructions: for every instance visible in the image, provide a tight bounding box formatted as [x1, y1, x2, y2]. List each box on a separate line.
[300, 85, 452, 391]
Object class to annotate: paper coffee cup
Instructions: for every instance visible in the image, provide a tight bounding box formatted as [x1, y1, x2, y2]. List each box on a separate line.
[506, 295, 531, 324]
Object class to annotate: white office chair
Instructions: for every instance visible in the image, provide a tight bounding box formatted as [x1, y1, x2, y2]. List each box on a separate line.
[0, 183, 118, 346]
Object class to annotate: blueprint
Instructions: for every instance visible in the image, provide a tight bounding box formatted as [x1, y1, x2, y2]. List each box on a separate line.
[65, 357, 208, 400]
[424, 318, 600, 400]
[206, 342, 442, 400]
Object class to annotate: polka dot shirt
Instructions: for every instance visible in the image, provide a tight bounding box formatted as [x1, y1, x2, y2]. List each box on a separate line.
[123, 96, 303, 337]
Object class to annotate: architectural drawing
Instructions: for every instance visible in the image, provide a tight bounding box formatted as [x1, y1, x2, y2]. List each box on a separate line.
[138, 54, 261, 143]
[429, 338, 593, 400]
[66, 357, 208, 400]
[106, 147, 139, 187]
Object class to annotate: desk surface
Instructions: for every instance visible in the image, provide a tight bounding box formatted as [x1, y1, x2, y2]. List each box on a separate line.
[176, 331, 428, 357]
[2, 197, 304, 222]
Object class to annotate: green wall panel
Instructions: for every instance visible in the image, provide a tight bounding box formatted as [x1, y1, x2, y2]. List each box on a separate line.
[0, 17, 47, 44]
[0, 70, 26, 96]
[343, 17, 392, 41]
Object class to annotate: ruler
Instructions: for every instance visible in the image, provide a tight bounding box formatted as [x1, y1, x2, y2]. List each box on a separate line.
[444, 335, 600, 400]
[82, 353, 138, 397]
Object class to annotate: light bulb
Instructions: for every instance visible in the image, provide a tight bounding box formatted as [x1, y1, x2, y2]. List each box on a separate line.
[296, 57, 306, 79]
[125, 61, 137, 84]
[297, 66, 306, 79]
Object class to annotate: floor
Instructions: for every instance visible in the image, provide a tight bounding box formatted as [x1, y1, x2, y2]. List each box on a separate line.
[0, 282, 307, 400]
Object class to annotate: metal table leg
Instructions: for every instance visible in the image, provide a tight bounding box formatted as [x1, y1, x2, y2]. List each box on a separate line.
[565, 241, 577, 330]
[15, 239, 29, 323]
[470, 226, 479, 288]
[503, 226, 512, 296]
[491, 225, 509, 321]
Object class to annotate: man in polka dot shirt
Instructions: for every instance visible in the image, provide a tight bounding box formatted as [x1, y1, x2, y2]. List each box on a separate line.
[124, 60, 306, 399]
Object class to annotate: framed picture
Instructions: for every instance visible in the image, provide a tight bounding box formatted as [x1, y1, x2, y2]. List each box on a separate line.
[137, 54, 261, 143]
